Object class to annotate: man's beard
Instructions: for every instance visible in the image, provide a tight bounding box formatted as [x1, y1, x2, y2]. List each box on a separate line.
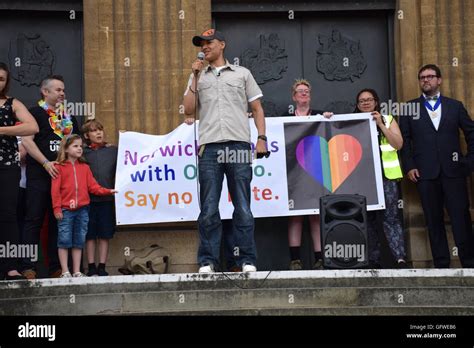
[422, 85, 434, 93]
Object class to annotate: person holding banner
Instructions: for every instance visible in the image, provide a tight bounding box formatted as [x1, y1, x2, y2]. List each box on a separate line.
[325, 88, 407, 268]
[354, 89, 407, 268]
[183, 29, 267, 273]
[400, 64, 474, 268]
[285, 79, 326, 270]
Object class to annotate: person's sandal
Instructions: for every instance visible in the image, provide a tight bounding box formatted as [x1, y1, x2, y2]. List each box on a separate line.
[289, 259, 303, 270]
[22, 269, 37, 280]
[73, 272, 87, 277]
[313, 259, 324, 270]
[60, 272, 72, 278]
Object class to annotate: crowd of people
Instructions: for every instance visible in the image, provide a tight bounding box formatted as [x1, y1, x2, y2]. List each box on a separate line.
[184, 29, 474, 273]
[0, 65, 117, 280]
[1, 28, 473, 280]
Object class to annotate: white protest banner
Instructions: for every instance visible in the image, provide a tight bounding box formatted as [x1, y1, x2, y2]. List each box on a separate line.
[115, 114, 385, 225]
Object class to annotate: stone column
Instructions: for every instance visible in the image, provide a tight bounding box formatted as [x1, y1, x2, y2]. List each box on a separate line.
[83, 0, 211, 143]
[82, 0, 211, 273]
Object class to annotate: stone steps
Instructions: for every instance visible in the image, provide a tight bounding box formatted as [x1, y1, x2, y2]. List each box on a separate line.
[1, 269, 473, 315]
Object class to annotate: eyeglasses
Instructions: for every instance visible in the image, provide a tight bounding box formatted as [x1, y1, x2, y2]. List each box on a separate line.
[358, 97, 375, 104]
[419, 75, 438, 81]
[295, 89, 310, 95]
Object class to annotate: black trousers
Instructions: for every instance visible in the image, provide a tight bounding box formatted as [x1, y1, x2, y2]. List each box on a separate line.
[21, 174, 60, 274]
[417, 174, 474, 268]
[17, 187, 26, 234]
[0, 167, 20, 274]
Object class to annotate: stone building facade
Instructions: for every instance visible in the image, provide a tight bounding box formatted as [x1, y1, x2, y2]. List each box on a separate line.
[1, 0, 472, 272]
[82, 0, 474, 271]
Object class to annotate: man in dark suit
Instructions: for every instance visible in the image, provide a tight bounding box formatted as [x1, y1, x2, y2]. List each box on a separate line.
[400, 64, 474, 268]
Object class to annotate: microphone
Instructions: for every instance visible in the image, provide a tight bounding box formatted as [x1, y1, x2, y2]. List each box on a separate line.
[194, 52, 205, 76]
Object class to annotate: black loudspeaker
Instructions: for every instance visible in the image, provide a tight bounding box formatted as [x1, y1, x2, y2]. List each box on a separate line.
[320, 194, 369, 269]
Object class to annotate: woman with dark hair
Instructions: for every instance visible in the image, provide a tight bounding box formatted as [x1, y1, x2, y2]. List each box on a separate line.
[355, 89, 407, 268]
[325, 88, 407, 268]
[0, 62, 39, 280]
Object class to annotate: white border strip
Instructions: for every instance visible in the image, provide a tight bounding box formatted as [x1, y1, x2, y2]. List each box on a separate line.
[1, 269, 473, 289]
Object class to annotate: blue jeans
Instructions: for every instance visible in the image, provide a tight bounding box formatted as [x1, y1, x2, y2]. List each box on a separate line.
[198, 142, 257, 268]
[57, 206, 89, 249]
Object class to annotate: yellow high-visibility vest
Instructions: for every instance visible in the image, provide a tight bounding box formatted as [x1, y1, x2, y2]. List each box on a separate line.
[379, 115, 403, 180]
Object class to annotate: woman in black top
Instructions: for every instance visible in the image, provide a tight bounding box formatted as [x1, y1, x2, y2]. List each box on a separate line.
[0, 62, 38, 280]
[286, 79, 333, 270]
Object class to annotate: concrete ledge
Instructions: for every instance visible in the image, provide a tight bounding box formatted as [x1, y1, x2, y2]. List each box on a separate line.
[1, 269, 473, 315]
[3, 268, 473, 289]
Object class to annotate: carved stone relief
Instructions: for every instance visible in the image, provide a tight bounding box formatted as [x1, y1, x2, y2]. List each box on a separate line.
[241, 33, 288, 85]
[316, 29, 366, 82]
[9, 33, 55, 87]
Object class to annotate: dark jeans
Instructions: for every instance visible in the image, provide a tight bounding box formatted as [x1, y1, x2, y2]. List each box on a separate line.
[21, 175, 60, 274]
[17, 187, 26, 237]
[222, 219, 237, 270]
[417, 175, 474, 268]
[0, 167, 20, 274]
[197, 142, 257, 267]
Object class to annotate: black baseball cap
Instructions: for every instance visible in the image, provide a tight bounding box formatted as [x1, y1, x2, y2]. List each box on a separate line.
[192, 29, 225, 46]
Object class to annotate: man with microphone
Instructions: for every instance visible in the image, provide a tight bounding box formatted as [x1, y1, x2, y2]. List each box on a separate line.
[183, 29, 267, 273]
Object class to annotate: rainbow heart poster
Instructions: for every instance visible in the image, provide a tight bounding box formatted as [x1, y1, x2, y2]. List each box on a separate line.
[295, 135, 362, 192]
[284, 118, 381, 211]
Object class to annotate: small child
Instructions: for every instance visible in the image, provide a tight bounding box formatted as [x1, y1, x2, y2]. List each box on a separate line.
[51, 134, 116, 278]
[81, 120, 118, 276]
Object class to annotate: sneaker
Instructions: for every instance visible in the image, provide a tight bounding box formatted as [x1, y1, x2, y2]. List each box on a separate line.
[72, 272, 87, 278]
[198, 264, 214, 273]
[97, 268, 109, 276]
[87, 264, 98, 277]
[60, 272, 72, 278]
[289, 259, 303, 270]
[242, 264, 257, 272]
[313, 259, 324, 270]
[397, 260, 409, 269]
[22, 269, 37, 280]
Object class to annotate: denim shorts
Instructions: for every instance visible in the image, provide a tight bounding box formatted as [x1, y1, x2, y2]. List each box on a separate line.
[86, 201, 116, 240]
[57, 206, 89, 249]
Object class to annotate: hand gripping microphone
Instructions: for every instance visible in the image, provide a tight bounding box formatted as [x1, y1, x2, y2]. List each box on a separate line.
[194, 52, 205, 76]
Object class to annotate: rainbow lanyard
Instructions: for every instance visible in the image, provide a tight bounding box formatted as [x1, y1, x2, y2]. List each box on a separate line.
[38, 100, 73, 138]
